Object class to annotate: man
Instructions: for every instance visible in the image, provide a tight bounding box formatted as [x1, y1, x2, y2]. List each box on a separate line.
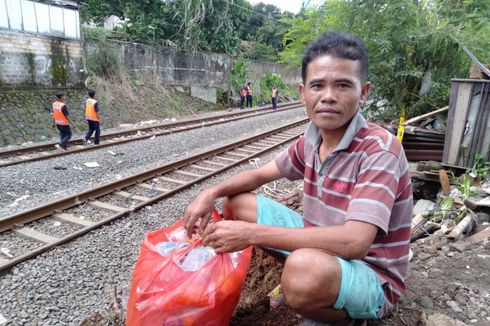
[84, 89, 100, 145]
[51, 92, 73, 151]
[246, 82, 253, 108]
[182, 31, 412, 325]
[240, 85, 247, 109]
[271, 85, 279, 110]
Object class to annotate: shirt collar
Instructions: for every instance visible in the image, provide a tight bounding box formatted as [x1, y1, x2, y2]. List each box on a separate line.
[304, 111, 368, 153]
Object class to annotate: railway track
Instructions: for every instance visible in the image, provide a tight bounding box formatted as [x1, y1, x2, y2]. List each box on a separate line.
[0, 119, 308, 272]
[0, 102, 303, 167]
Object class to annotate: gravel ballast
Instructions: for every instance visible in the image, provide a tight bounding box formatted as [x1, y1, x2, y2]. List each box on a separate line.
[0, 108, 306, 217]
[0, 108, 305, 324]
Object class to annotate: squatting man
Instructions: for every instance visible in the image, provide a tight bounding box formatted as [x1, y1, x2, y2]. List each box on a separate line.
[182, 30, 413, 326]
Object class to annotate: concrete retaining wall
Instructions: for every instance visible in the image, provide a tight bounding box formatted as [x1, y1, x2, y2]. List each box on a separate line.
[0, 30, 84, 87]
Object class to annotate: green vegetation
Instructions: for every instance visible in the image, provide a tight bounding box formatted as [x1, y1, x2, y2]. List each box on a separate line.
[79, 0, 490, 120]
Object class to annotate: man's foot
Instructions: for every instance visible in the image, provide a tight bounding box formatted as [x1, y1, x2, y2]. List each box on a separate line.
[84, 139, 92, 145]
[54, 144, 66, 151]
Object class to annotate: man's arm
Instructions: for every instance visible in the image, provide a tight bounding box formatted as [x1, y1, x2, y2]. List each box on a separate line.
[182, 160, 282, 235]
[202, 218, 378, 259]
[62, 105, 74, 126]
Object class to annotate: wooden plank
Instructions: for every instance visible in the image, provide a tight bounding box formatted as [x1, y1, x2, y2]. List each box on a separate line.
[135, 183, 170, 192]
[113, 191, 150, 202]
[88, 200, 127, 213]
[446, 82, 472, 165]
[158, 175, 187, 185]
[53, 213, 96, 227]
[464, 227, 490, 244]
[190, 164, 216, 172]
[14, 227, 58, 244]
[173, 170, 202, 178]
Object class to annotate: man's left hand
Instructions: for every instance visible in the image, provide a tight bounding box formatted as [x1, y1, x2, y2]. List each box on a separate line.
[202, 220, 253, 254]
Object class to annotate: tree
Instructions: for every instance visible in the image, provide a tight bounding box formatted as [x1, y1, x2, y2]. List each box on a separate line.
[279, 0, 488, 118]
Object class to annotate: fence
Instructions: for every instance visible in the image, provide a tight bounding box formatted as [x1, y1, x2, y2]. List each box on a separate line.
[0, 0, 79, 39]
[443, 79, 490, 168]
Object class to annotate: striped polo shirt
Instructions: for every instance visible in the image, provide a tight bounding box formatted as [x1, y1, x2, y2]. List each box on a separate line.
[275, 111, 413, 316]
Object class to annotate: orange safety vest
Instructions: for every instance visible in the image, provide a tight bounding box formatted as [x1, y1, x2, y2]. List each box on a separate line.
[271, 89, 278, 98]
[85, 98, 100, 122]
[52, 101, 69, 125]
[240, 88, 247, 97]
[246, 85, 253, 96]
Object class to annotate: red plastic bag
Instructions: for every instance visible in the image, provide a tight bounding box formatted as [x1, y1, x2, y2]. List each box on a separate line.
[126, 210, 252, 326]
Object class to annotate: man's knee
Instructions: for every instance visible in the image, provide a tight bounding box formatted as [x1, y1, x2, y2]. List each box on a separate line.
[222, 193, 257, 223]
[281, 249, 341, 310]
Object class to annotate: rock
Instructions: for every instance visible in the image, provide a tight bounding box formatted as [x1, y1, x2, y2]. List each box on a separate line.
[447, 300, 463, 313]
[427, 313, 469, 326]
[416, 295, 434, 310]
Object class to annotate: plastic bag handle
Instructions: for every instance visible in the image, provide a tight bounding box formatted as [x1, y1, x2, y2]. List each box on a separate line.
[212, 208, 222, 222]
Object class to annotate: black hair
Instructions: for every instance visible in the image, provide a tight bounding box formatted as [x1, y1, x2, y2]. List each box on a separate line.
[88, 89, 96, 98]
[301, 30, 368, 83]
[55, 91, 64, 99]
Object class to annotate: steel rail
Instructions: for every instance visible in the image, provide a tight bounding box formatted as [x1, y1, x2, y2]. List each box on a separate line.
[0, 102, 302, 165]
[0, 118, 308, 272]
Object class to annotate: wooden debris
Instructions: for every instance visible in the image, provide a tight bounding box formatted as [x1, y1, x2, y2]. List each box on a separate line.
[403, 106, 449, 126]
[438, 170, 451, 194]
[447, 213, 475, 239]
[464, 227, 490, 244]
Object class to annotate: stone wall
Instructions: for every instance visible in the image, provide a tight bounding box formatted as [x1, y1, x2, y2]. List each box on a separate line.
[0, 30, 84, 87]
[246, 59, 302, 87]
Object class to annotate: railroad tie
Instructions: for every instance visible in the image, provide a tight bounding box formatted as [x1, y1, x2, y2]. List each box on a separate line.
[113, 191, 151, 202]
[158, 175, 187, 185]
[189, 164, 216, 172]
[53, 213, 96, 227]
[14, 227, 58, 244]
[173, 170, 202, 178]
[88, 200, 128, 213]
[135, 183, 170, 193]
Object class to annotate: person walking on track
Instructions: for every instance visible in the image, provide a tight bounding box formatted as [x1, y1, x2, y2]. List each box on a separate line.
[51, 92, 73, 151]
[240, 85, 247, 109]
[84, 89, 101, 145]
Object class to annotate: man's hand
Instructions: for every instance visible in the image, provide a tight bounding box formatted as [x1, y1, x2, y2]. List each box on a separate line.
[202, 220, 253, 254]
[181, 188, 216, 238]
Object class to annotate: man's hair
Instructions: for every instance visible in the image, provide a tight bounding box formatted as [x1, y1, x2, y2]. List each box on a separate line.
[301, 30, 368, 83]
[55, 91, 64, 99]
[88, 89, 96, 98]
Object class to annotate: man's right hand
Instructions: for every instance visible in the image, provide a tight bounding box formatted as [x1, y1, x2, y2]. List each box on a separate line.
[181, 188, 217, 238]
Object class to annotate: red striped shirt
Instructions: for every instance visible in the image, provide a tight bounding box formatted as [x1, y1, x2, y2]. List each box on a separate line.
[275, 112, 413, 316]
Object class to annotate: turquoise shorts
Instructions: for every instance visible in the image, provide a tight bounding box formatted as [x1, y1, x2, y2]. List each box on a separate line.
[256, 194, 385, 319]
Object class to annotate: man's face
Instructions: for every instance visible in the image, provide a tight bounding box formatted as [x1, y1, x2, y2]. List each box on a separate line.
[299, 55, 370, 133]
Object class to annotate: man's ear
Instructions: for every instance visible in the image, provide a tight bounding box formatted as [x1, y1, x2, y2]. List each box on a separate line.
[299, 83, 306, 104]
[360, 82, 371, 103]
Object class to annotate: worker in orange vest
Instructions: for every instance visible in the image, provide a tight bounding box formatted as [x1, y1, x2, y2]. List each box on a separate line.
[271, 85, 279, 110]
[240, 85, 247, 109]
[84, 89, 101, 145]
[51, 91, 73, 151]
[246, 82, 253, 108]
